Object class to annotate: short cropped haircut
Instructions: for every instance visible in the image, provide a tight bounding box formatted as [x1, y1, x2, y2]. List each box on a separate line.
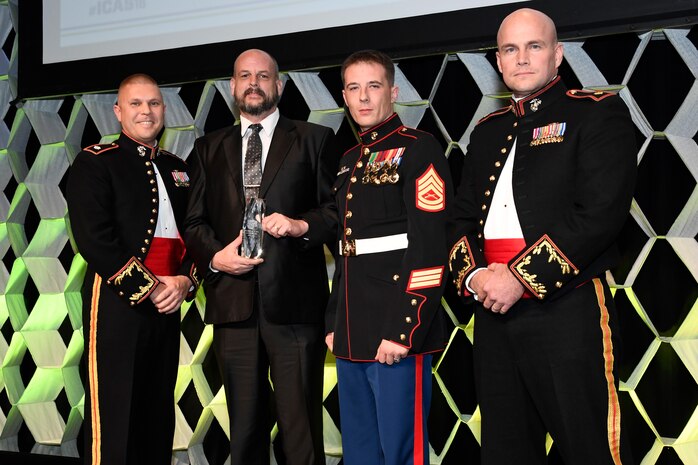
[341, 50, 395, 87]
[118, 73, 159, 92]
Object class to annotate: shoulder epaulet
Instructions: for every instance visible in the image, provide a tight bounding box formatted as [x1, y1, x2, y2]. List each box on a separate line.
[476, 105, 513, 125]
[83, 142, 118, 155]
[566, 89, 615, 101]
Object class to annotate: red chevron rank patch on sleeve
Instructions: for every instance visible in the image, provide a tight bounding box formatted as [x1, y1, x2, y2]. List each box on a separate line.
[407, 266, 444, 290]
[415, 164, 445, 212]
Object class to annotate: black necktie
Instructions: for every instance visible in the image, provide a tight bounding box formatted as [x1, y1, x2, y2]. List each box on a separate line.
[243, 123, 263, 199]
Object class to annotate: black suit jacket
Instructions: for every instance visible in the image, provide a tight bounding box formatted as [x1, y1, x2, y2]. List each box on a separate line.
[184, 114, 339, 325]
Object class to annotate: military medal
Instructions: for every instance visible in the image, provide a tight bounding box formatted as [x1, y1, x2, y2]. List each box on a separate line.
[362, 147, 405, 185]
[530, 122, 566, 146]
[171, 170, 190, 187]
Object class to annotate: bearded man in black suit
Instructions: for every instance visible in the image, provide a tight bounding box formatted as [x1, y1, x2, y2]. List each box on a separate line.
[183, 49, 338, 465]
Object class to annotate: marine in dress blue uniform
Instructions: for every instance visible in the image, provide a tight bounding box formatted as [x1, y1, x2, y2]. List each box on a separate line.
[326, 50, 453, 465]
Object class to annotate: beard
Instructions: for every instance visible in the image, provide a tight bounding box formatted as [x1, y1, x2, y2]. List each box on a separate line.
[236, 86, 280, 116]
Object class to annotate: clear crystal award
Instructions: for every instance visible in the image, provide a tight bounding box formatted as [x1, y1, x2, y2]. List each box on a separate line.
[241, 198, 265, 259]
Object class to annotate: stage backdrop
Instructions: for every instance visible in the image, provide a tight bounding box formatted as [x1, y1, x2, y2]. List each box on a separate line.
[2, 1, 698, 464]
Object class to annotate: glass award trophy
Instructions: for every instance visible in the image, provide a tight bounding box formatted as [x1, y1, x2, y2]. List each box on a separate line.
[241, 198, 265, 259]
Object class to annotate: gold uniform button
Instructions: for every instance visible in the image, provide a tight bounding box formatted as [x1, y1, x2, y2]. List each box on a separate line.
[573, 270, 580, 275]
[537, 295, 544, 300]
[481, 204, 487, 211]
[357, 161, 364, 168]
[119, 291, 124, 296]
[405, 317, 412, 323]
[477, 233, 483, 238]
[485, 190, 491, 197]
[555, 281, 563, 288]
[411, 299, 417, 306]
[489, 175, 496, 182]
[347, 193, 353, 200]
[495, 161, 501, 168]
[479, 219, 484, 226]
[144, 239, 150, 245]
[393, 274, 400, 281]
[152, 209, 157, 214]
[350, 176, 357, 183]
[371, 131, 378, 140]
[500, 148, 507, 154]
[151, 198, 157, 203]
[150, 179, 156, 184]
[345, 228, 352, 236]
[513, 122, 518, 127]
[363, 147, 370, 155]
[152, 188, 157, 193]
[145, 161, 152, 166]
[141, 247, 147, 253]
[150, 218, 155, 224]
[507, 135, 513, 141]
[130, 302, 136, 307]
[147, 170, 153, 175]
[346, 211, 353, 218]
[400, 334, 406, 341]
[147, 229, 153, 234]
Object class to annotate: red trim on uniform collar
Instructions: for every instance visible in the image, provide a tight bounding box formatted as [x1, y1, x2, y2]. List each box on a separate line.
[512, 75, 561, 118]
[358, 112, 399, 138]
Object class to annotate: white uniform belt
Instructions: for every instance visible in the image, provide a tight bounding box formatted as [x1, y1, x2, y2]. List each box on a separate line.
[339, 233, 408, 257]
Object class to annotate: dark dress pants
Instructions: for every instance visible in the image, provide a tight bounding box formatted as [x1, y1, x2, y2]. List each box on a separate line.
[213, 304, 325, 465]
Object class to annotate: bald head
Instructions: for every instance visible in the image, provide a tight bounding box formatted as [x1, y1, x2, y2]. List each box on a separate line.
[497, 8, 557, 46]
[495, 8, 563, 97]
[233, 49, 279, 79]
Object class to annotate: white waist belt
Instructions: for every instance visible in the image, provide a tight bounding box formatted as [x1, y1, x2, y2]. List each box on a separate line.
[339, 233, 408, 256]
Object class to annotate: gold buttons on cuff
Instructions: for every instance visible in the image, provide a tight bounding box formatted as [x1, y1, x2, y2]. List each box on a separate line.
[411, 299, 417, 306]
[393, 274, 400, 281]
[400, 334, 406, 341]
[405, 317, 412, 323]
